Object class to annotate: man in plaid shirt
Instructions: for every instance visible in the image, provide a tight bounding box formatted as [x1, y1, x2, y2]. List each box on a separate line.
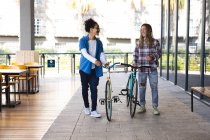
[133, 23, 161, 115]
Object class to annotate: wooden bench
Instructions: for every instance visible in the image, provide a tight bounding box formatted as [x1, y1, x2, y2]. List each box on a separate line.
[191, 86, 210, 112]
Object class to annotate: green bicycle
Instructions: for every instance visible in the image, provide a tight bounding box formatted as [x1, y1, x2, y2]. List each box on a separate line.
[119, 63, 141, 118]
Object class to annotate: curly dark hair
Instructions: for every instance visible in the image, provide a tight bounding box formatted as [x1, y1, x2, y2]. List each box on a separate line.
[84, 18, 98, 33]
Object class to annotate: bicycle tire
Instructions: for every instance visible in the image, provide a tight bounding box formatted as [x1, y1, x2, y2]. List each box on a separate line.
[105, 80, 112, 121]
[126, 75, 131, 107]
[130, 78, 138, 118]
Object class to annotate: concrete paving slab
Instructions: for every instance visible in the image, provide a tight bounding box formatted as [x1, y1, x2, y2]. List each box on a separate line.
[42, 73, 210, 140]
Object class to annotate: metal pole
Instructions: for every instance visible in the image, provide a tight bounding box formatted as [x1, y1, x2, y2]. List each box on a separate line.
[42, 54, 45, 77]
[200, 0, 206, 87]
[71, 54, 75, 75]
[6, 54, 11, 65]
[58, 56, 60, 73]
[113, 56, 115, 70]
[124, 53, 128, 72]
[166, 0, 170, 80]
[160, 0, 163, 77]
[185, 0, 190, 91]
[174, 0, 179, 85]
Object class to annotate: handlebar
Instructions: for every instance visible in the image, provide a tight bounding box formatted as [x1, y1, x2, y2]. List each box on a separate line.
[103, 62, 120, 69]
[103, 62, 151, 70]
[120, 63, 151, 69]
[120, 63, 140, 69]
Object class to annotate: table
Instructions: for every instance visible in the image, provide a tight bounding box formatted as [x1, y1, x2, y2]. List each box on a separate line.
[0, 77, 2, 111]
[191, 86, 210, 112]
[0, 69, 28, 107]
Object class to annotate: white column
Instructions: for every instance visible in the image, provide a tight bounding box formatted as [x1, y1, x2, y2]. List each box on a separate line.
[20, 0, 34, 50]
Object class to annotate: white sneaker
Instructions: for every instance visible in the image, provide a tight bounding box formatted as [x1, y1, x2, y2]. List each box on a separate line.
[90, 111, 101, 118]
[153, 107, 160, 115]
[138, 105, 146, 113]
[84, 107, 91, 115]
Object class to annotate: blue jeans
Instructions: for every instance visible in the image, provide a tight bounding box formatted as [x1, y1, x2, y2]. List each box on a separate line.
[79, 69, 99, 111]
[138, 69, 158, 108]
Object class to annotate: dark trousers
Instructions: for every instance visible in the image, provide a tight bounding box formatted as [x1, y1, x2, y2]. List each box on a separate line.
[79, 70, 99, 111]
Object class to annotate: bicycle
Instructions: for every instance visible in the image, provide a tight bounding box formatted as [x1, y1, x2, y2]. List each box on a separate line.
[99, 62, 121, 121]
[119, 63, 142, 118]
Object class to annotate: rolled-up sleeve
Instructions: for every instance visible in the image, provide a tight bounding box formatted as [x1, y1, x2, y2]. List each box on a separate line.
[132, 47, 138, 65]
[153, 40, 161, 60]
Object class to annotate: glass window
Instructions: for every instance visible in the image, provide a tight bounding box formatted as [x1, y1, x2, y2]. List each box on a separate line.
[161, 0, 169, 79]
[34, 18, 44, 35]
[35, 0, 42, 5]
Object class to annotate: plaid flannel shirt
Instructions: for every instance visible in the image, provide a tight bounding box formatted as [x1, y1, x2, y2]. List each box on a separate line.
[132, 39, 161, 73]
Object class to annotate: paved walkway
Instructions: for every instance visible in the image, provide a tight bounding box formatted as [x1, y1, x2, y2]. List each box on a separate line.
[42, 73, 210, 140]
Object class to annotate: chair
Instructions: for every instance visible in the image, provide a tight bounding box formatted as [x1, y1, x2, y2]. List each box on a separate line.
[11, 61, 24, 65]
[0, 73, 2, 112]
[0, 64, 7, 69]
[0, 65, 20, 104]
[11, 64, 34, 94]
[25, 62, 40, 92]
[0, 73, 9, 112]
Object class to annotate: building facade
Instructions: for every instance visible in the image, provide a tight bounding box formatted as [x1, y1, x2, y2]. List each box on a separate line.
[1, 0, 210, 93]
[0, 0, 161, 53]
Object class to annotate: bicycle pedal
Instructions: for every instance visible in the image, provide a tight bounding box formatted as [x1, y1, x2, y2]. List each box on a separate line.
[132, 100, 139, 105]
[99, 98, 105, 105]
[112, 96, 121, 103]
[136, 101, 140, 106]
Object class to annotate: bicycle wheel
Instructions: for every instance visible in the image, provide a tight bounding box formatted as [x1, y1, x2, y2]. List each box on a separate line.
[125, 75, 131, 107]
[130, 78, 138, 118]
[105, 80, 112, 121]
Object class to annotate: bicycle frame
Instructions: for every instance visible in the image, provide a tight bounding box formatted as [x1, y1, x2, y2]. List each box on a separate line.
[120, 63, 140, 118]
[129, 68, 137, 98]
[99, 62, 121, 121]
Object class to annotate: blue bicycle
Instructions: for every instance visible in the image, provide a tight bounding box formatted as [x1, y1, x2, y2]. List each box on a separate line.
[99, 62, 121, 121]
[119, 63, 141, 118]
